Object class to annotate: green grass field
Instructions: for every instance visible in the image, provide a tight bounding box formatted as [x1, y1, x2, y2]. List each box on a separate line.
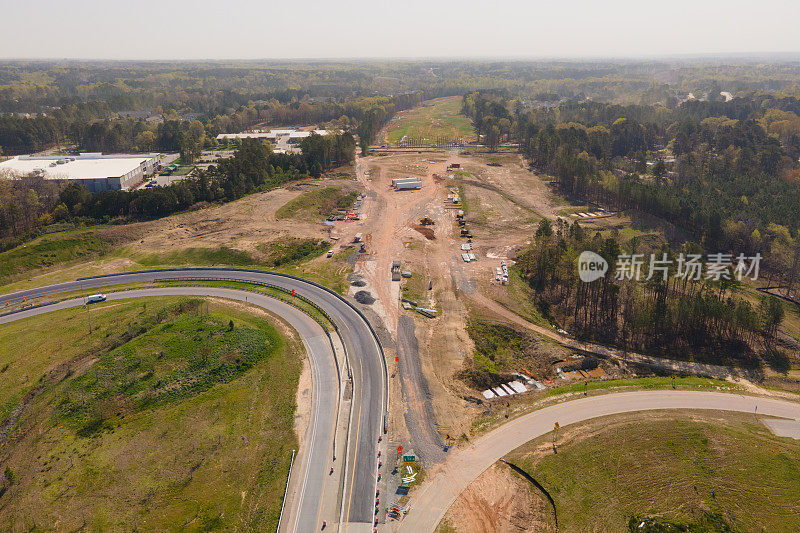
[0, 229, 111, 284]
[257, 238, 330, 267]
[275, 185, 357, 221]
[387, 97, 474, 144]
[157, 279, 335, 330]
[507, 412, 800, 532]
[0, 297, 301, 531]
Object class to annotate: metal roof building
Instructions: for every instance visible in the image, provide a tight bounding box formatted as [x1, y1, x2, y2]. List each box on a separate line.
[0, 153, 161, 192]
[215, 129, 328, 142]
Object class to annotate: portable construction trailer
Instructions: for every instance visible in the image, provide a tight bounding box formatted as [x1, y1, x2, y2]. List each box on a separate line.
[395, 179, 422, 191]
[392, 177, 421, 187]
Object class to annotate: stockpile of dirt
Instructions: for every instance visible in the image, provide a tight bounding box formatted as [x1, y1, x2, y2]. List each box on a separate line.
[412, 225, 435, 240]
[354, 290, 375, 304]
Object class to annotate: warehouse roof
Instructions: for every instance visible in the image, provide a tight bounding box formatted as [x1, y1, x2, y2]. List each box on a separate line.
[216, 129, 328, 140]
[0, 153, 159, 180]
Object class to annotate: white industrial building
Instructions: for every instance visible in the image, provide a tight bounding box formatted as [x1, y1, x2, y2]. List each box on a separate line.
[216, 129, 328, 153]
[0, 153, 161, 192]
[216, 129, 328, 142]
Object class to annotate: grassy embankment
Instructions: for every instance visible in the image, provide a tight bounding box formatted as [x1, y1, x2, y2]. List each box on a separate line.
[275, 185, 357, 222]
[0, 184, 359, 296]
[0, 230, 350, 296]
[0, 297, 300, 531]
[0, 229, 111, 282]
[387, 96, 474, 145]
[506, 412, 800, 532]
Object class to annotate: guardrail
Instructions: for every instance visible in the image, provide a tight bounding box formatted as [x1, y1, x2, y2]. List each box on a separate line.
[75, 267, 389, 415]
[19, 267, 388, 526]
[276, 449, 296, 533]
[1, 271, 374, 530]
[152, 277, 343, 387]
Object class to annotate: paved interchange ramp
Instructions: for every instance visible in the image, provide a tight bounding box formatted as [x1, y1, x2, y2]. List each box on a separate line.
[0, 269, 388, 530]
[397, 390, 800, 532]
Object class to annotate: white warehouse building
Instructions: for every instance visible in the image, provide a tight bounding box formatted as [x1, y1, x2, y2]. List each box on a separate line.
[216, 129, 328, 153]
[0, 153, 161, 193]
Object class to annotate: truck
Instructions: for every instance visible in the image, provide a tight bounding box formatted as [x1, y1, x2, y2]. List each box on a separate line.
[391, 260, 402, 281]
[86, 294, 107, 303]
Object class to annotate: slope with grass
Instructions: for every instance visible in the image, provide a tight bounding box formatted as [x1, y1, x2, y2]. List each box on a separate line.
[275, 185, 358, 222]
[0, 297, 301, 531]
[507, 412, 800, 532]
[0, 229, 112, 284]
[387, 96, 474, 145]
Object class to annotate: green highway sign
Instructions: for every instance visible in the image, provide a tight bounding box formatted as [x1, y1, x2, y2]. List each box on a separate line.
[402, 455, 416, 462]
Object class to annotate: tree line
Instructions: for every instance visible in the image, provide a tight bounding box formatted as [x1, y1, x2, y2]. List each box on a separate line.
[518, 219, 786, 367]
[477, 91, 800, 295]
[0, 134, 354, 250]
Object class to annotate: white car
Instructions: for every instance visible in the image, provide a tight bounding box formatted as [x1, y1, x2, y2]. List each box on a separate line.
[86, 294, 107, 303]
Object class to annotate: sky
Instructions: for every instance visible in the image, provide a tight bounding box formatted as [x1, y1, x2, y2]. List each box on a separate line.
[2, 0, 800, 60]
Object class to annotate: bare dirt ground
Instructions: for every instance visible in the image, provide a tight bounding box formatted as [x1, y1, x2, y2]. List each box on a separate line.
[439, 462, 554, 533]
[350, 150, 575, 465]
[1, 174, 363, 293]
[108, 177, 362, 257]
[353, 152, 477, 457]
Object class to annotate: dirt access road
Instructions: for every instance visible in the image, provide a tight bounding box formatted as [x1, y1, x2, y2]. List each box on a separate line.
[351, 150, 567, 466]
[353, 153, 452, 465]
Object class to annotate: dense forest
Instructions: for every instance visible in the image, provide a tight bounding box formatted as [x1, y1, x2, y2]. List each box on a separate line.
[462, 90, 800, 302]
[518, 218, 786, 366]
[0, 93, 424, 158]
[5, 58, 800, 156]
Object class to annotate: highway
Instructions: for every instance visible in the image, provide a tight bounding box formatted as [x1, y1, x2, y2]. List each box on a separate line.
[397, 390, 800, 532]
[0, 269, 388, 530]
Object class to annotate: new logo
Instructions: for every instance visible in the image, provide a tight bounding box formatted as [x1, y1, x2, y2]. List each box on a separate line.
[578, 251, 608, 282]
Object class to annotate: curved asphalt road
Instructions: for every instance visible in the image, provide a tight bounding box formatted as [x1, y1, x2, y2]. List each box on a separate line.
[398, 390, 800, 533]
[0, 287, 338, 531]
[0, 269, 387, 530]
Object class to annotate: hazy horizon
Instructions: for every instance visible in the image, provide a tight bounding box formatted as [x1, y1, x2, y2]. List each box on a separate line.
[3, 0, 800, 61]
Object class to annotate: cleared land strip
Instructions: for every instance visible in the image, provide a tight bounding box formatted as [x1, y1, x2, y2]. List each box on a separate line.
[397, 390, 800, 533]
